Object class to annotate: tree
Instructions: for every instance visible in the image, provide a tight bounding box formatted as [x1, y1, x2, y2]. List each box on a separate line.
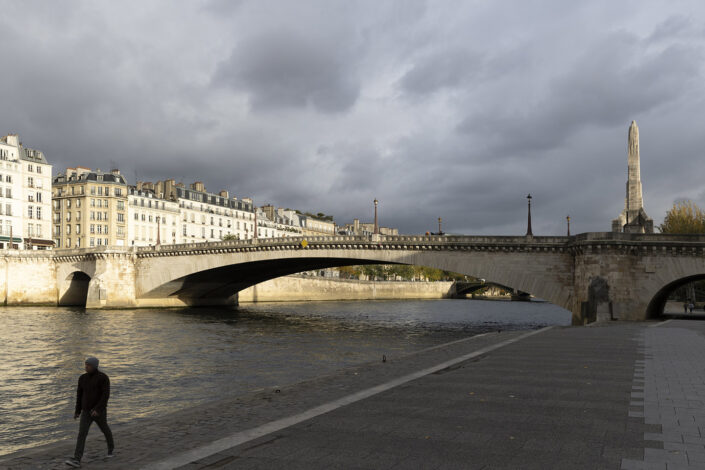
[659, 200, 705, 234]
[222, 234, 239, 241]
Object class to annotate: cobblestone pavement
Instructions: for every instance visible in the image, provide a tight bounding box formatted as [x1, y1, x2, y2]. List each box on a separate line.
[0, 329, 530, 469]
[622, 320, 705, 470]
[5, 321, 699, 470]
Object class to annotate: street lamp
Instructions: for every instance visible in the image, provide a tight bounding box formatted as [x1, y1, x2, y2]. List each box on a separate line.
[373, 198, 379, 235]
[566, 215, 571, 236]
[438, 217, 443, 236]
[526, 194, 533, 237]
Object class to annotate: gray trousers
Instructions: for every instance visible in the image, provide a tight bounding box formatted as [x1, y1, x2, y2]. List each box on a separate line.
[73, 410, 114, 461]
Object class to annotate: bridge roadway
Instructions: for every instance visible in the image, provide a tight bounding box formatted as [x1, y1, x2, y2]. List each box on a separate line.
[2, 232, 705, 323]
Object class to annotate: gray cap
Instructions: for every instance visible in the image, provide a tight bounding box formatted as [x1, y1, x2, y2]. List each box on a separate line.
[85, 357, 99, 368]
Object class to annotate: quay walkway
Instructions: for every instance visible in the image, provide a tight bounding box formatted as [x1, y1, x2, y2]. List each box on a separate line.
[2, 320, 705, 469]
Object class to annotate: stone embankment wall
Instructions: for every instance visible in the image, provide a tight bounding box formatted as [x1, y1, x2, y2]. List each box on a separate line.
[239, 276, 454, 303]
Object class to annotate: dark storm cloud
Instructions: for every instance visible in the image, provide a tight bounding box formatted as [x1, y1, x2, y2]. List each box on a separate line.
[0, 1, 704, 235]
[213, 29, 361, 113]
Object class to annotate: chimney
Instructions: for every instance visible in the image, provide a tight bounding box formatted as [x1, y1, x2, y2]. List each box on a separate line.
[219, 190, 229, 198]
[191, 181, 205, 192]
[111, 168, 120, 175]
[4, 134, 19, 146]
[136, 181, 144, 191]
[353, 218, 360, 233]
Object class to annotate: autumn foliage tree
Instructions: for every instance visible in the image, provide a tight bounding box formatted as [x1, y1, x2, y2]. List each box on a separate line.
[658, 200, 705, 234]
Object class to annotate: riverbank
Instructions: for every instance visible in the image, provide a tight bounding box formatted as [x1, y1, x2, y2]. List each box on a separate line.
[4, 319, 700, 469]
[238, 276, 455, 302]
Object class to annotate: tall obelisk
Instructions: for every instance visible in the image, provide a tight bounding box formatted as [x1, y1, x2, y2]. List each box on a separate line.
[612, 120, 654, 233]
[626, 121, 643, 214]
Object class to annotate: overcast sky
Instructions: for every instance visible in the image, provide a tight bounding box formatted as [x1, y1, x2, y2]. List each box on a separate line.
[1, 1, 703, 235]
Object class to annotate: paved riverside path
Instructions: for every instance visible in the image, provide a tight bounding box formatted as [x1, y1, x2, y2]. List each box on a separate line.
[4, 321, 705, 469]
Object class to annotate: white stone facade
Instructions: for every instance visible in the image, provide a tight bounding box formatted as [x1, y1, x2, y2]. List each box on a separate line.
[128, 188, 180, 246]
[0, 134, 52, 249]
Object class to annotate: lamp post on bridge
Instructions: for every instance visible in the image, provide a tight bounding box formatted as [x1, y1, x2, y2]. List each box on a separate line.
[373, 198, 379, 235]
[566, 215, 571, 236]
[437, 217, 444, 236]
[526, 194, 533, 237]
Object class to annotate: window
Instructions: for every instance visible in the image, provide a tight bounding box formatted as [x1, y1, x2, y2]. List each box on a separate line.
[148, 215, 153, 222]
[117, 200, 124, 210]
[90, 211, 95, 220]
[97, 238, 102, 246]
[67, 199, 71, 209]
[114, 188, 122, 197]
[5, 175, 11, 183]
[90, 238, 95, 247]
[182, 225, 187, 236]
[117, 226, 124, 236]
[141, 214, 145, 221]
[28, 194, 34, 202]
[76, 199, 81, 208]
[66, 224, 71, 235]
[96, 212, 102, 221]
[90, 224, 95, 234]
[134, 213, 138, 220]
[97, 225, 102, 234]
[104, 225, 108, 234]
[27, 206, 33, 219]
[36, 224, 42, 237]
[91, 198, 95, 207]
[76, 224, 81, 234]
[5, 188, 10, 199]
[28, 224, 34, 236]
[90, 187, 96, 195]
[36, 166, 42, 174]
[36, 207, 41, 220]
[36, 192, 42, 202]
[104, 187, 109, 196]
[28, 164, 33, 172]
[55, 225, 61, 236]
[27, 177, 34, 187]
[98, 187, 103, 196]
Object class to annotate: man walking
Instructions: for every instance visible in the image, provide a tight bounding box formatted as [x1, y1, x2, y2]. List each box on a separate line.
[65, 357, 114, 468]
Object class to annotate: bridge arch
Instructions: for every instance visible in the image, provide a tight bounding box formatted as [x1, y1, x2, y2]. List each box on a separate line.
[646, 274, 705, 318]
[59, 271, 91, 306]
[135, 242, 575, 311]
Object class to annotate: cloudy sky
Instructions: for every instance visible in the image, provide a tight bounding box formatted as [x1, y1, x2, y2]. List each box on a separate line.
[1, 1, 703, 235]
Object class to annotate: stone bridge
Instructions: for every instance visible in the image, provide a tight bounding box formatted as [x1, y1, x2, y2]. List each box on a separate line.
[3, 232, 705, 324]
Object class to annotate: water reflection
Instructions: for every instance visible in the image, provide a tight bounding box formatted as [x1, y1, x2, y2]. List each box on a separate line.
[0, 299, 570, 455]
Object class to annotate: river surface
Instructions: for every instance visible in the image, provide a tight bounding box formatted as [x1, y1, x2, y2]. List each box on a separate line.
[0, 299, 570, 456]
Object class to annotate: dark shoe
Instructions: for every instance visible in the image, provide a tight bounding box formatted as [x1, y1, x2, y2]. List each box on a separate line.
[106, 451, 115, 458]
[65, 458, 81, 468]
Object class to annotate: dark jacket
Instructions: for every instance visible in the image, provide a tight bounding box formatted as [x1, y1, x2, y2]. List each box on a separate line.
[75, 370, 110, 415]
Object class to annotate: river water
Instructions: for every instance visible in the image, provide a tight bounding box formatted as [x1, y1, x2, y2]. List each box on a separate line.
[0, 299, 570, 456]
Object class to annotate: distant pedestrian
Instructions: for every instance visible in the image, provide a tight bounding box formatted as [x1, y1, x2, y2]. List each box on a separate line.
[65, 357, 114, 468]
[689, 303, 695, 313]
[684, 302, 689, 313]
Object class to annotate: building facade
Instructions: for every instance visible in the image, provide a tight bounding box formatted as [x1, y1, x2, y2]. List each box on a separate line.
[140, 180, 255, 242]
[127, 187, 180, 246]
[0, 134, 53, 249]
[52, 168, 128, 248]
[338, 218, 399, 236]
[300, 214, 336, 237]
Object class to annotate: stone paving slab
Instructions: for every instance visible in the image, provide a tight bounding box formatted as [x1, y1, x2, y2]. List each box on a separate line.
[621, 320, 705, 470]
[0, 329, 531, 469]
